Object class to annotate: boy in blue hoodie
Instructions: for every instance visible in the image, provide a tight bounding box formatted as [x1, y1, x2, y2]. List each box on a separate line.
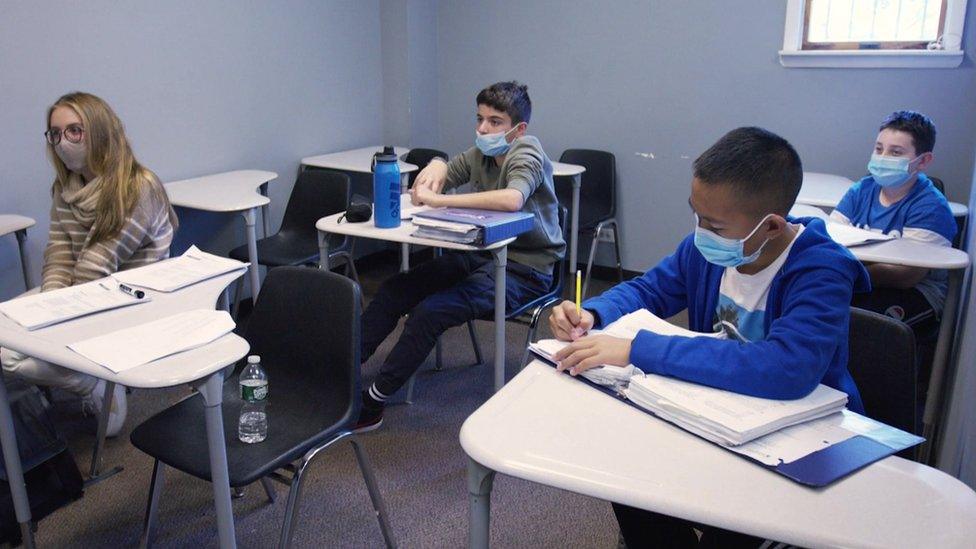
[549, 127, 869, 548]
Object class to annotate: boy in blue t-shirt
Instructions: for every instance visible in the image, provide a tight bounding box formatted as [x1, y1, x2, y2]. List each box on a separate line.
[829, 110, 956, 332]
[549, 127, 869, 547]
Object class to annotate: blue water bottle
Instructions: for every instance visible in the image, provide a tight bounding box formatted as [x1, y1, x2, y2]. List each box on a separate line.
[371, 146, 401, 228]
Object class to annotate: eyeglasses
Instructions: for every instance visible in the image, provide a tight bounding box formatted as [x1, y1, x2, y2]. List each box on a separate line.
[44, 124, 85, 145]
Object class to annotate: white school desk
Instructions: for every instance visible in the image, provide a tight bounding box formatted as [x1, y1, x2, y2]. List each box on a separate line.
[551, 161, 587, 271]
[316, 207, 515, 392]
[797, 171, 969, 218]
[0, 215, 36, 291]
[301, 146, 418, 272]
[461, 361, 976, 549]
[844, 238, 970, 463]
[164, 170, 278, 299]
[0, 270, 248, 548]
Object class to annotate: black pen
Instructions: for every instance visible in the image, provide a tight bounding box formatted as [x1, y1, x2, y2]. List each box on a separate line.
[118, 283, 146, 299]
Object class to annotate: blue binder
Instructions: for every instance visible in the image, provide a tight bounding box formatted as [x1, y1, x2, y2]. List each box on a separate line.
[531, 355, 923, 487]
[413, 208, 534, 245]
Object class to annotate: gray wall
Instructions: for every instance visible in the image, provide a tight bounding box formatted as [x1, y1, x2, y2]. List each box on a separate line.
[435, 0, 976, 271]
[0, 0, 385, 300]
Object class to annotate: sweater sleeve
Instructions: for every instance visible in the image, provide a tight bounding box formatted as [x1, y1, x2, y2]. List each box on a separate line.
[71, 190, 171, 284]
[502, 141, 543, 202]
[628, 263, 855, 400]
[442, 150, 473, 192]
[40, 200, 75, 292]
[582, 237, 692, 328]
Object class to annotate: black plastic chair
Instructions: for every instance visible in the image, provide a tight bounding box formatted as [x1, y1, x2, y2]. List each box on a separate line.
[847, 307, 919, 458]
[130, 268, 394, 548]
[556, 149, 623, 298]
[229, 170, 358, 315]
[928, 176, 966, 249]
[404, 207, 571, 402]
[403, 148, 448, 189]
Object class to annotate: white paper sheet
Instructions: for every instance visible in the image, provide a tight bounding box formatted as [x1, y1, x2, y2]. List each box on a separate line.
[67, 309, 235, 373]
[112, 245, 247, 292]
[826, 223, 895, 247]
[726, 411, 857, 465]
[0, 279, 148, 330]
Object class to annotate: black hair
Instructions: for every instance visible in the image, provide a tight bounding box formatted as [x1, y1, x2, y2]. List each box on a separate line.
[476, 81, 531, 125]
[693, 127, 803, 216]
[880, 110, 936, 154]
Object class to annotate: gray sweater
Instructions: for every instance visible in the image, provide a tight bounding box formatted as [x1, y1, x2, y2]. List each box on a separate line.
[439, 136, 566, 274]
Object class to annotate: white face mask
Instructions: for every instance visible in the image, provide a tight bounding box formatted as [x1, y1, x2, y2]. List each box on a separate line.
[55, 140, 88, 174]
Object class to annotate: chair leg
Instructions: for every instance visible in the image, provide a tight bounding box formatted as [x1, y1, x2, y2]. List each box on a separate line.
[582, 223, 604, 299]
[404, 373, 416, 405]
[350, 437, 396, 549]
[521, 308, 545, 370]
[139, 460, 166, 549]
[467, 321, 484, 367]
[260, 477, 277, 503]
[278, 433, 353, 549]
[232, 276, 245, 320]
[610, 219, 623, 283]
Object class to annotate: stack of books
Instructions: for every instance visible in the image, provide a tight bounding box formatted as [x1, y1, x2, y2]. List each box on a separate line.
[412, 208, 534, 245]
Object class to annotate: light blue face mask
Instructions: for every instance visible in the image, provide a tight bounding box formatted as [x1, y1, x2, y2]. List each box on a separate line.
[693, 213, 772, 267]
[867, 154, 920, 188]
[475, 124, 520, 157]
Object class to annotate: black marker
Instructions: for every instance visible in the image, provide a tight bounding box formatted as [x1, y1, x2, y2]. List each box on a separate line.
[118, 283, 146, 299]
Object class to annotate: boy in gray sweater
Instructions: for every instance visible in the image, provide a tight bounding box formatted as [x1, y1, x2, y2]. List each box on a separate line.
[357, 81, 565, 430]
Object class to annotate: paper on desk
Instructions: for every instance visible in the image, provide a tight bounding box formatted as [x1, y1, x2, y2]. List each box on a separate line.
[112, 245, 247, 292]
[726, 411, 856, 465]
[67, 309, 235, 373]
[401, 204, 430, 220]
[603, 309, 725, 340]
[825, 223, 895, 247]
[0, 279, 148, 330]
[527, 335, 636, 388]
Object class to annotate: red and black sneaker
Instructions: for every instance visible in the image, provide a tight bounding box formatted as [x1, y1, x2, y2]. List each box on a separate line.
[353, 392, 385, 433]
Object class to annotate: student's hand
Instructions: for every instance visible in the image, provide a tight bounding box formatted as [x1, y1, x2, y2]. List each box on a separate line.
[411, 161, 448, 204]
[552, 335, 632, 376]
[411, 186, 442, 207]
[548, 300, 594, 341]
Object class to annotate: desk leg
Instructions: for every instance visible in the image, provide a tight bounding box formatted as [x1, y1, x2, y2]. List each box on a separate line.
[317, 230, 331, 270]
[921, 268, 964, 463]
[242, 208, 261, 300]
[490, 247, 507, 392]
[0, 371, 35, 548]
[570, 174, 581, 272]
[401, 174, 410, 273]
[259, 182, 271, 238]
[15, 229, 34, 291]
[195, 372, 236, 549]
[467, 457, 495, 549]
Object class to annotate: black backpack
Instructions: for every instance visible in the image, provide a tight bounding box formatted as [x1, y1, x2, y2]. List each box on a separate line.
[0, 379, 84, 545]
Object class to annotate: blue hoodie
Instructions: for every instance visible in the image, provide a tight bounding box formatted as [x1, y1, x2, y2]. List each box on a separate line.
[583, 217, 869, 413]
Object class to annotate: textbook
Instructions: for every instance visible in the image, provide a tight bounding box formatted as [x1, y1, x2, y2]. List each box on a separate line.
[412, 208, 534, 245]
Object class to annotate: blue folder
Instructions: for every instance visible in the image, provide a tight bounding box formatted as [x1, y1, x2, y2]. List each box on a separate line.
[532, 356, 923, 487]
[413, 208, 534, 245]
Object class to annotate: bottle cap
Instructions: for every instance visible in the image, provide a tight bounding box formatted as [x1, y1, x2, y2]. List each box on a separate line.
[247, 355, 261, 364]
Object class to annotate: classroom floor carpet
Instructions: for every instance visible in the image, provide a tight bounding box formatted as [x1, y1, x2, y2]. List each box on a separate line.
[32, 258, 676, 548]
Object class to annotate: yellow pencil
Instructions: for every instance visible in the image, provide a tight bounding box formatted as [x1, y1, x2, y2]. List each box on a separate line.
[575, 270, 582, 316]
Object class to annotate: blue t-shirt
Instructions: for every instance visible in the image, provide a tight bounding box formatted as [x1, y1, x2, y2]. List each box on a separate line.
[833, 173, 956, 312]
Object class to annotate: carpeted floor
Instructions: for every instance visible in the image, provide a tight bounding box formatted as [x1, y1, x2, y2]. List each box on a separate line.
[31, 256, 671, 548]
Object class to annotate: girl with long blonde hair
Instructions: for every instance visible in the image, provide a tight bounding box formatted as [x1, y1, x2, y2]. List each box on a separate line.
[1, 92, 178, 436]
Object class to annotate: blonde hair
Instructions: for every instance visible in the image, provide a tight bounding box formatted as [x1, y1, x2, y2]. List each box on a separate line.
[46, 92, 177, 243]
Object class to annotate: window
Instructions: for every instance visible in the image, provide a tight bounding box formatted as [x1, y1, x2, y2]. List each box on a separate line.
[780, 0, 967, 68]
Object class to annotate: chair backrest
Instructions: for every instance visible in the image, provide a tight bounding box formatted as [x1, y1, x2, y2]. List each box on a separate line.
[404, 148, 449, 189]
[929, 175, 946, 196]
[279, 170, 350, 235]
[243, 267, 363, 424]
[556, 149, 616, 228]
[847, 307, 918, 437]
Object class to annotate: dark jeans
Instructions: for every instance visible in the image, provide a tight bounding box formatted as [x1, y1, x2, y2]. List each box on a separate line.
[361, 251, 552, 396]
[612, 503, 763, 549]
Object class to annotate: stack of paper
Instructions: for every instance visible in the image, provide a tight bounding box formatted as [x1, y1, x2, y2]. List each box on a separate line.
[625, 375, 848, 446]
[826, 222, 895, 247]
[67, 309, 236, 373]
[0, 280, 148, 330]
[411, 216, 481, 244]
[113, 245, 247, 292]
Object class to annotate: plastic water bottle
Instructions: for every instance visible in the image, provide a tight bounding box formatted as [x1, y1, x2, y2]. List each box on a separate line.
[371, 146, 401, 228]
[238, 355, 268, 443]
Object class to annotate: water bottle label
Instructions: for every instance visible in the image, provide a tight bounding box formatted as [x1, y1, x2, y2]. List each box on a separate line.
[390, 181, 400, 219]
[241, 383, 268, 402]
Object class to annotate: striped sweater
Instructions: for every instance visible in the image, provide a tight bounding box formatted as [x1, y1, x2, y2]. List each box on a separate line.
[41, 174, 176, 292]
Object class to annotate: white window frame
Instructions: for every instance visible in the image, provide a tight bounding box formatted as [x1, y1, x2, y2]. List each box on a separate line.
[780, 0, 967, 68]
